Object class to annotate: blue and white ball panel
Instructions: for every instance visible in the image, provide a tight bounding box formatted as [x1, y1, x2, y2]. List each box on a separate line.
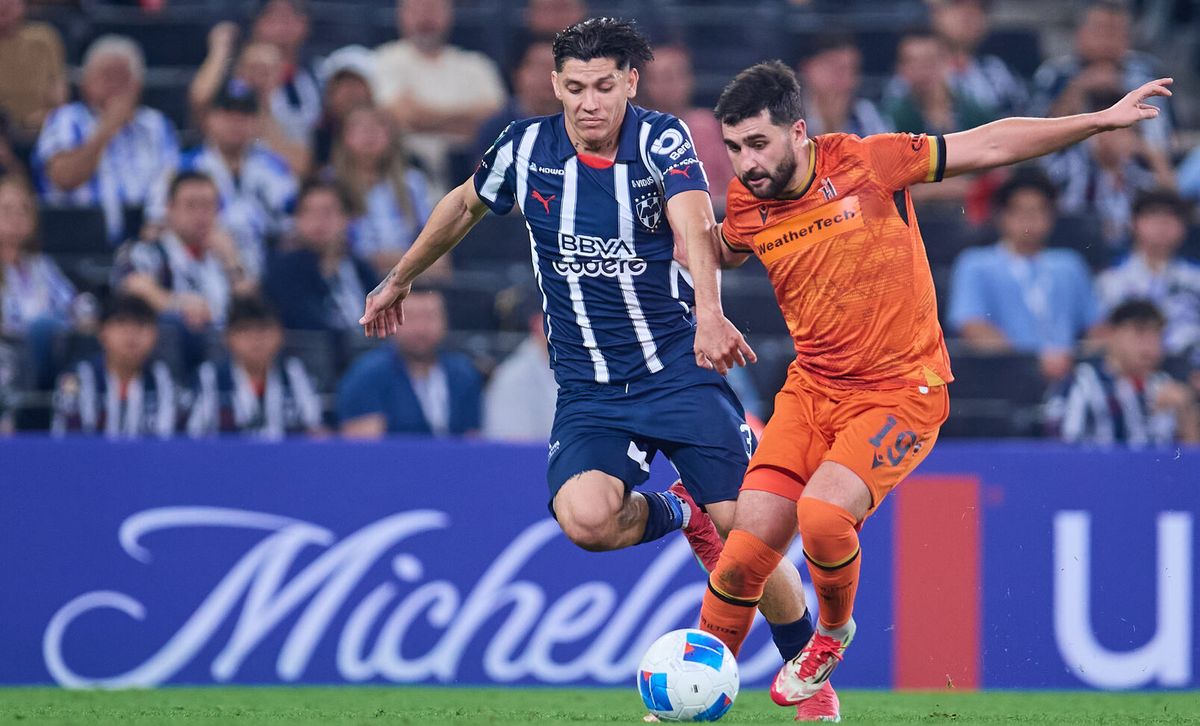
[682, 631, 727, 672]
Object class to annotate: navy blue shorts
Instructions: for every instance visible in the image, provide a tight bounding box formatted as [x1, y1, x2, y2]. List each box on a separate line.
[546, 362, 755, 508]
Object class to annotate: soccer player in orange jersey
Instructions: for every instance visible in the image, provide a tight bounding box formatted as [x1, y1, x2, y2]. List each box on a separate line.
[694, 61, 1172, 715]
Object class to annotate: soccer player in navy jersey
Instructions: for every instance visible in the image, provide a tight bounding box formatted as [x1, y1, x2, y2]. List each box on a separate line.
[359, 19, 835, 717]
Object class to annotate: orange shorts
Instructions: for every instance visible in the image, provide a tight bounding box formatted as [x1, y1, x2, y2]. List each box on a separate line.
[743, 363, 950, 515]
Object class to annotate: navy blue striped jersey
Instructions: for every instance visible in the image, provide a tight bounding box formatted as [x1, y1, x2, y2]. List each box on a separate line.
[473, 103, 709, 385]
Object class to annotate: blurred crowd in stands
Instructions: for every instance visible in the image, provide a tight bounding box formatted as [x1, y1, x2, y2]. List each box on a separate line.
[1, 0, 1199, 447]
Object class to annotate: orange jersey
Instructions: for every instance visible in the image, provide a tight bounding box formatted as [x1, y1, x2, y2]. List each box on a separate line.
[722, 132, 954, 391]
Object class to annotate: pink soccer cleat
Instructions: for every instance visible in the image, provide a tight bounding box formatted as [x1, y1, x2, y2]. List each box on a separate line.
[771, 618, 856, 706]
[793, 680, 841, 722]
[668, 480, 723, 572]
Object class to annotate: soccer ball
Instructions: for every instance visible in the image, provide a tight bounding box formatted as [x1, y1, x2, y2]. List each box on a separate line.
[636, 628, 739, 722]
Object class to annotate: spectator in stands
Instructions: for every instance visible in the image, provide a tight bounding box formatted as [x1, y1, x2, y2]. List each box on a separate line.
[155, 80, 297, 280]
[1176, 144, 1200, 205]
[795, 34, 890, 138]
[1042, 88, 1168, 251]
[928, 0, 1027, 118]
[1097, 189, 1200, 357]
[473, 41, 558, 161]
[227, 41, 312, 175]
[0, 0, 67, 143]
[34, 35, 179, 243]
[884, 31, 993, 209]
[314, 45, 378, 168]
[483, 289, 555, 442]
[1032, 0, 1173, 153]
[186, 294, 323, 439]
[641, 44, 736, 212]
[0, 112, 26, 179]
[329, 106, 437, 277]
[949, 170, 1099, 380]
[263, 180, 377, 332]
[0, 175, 77, 387]
[375, 0, 507, 191]
[190, 2, 319, 162]
[0, 336, 14, 434]
[338, 285, 481, 438]
[114, 171, 248, 335]
[52, 294, 178, 438]
[507, 0, 586, 73]
[250, 0, 320, 144]
[1045, 299, 1199, 446]
[883, 31, 993, 136]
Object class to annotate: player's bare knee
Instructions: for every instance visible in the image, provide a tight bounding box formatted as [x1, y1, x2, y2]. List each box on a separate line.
[557, 512, 619, 551]
[554, 483, 622, 551]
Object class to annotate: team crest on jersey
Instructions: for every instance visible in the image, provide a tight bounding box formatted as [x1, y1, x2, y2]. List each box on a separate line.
[635, 191, 663, 231]
[819, 177, 838, 201]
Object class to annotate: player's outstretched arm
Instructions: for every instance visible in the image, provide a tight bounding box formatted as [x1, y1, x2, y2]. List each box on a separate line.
[941, 77, 1173, 178]
[667, 189, 757, 374]
[359, 178, 490, 338]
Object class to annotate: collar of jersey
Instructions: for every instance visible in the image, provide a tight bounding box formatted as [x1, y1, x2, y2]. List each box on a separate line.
[552, 102, 642, 163]
[779, 140, 818, 200]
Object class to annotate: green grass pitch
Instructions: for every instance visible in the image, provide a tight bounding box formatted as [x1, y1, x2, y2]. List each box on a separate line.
[2, 687, 1199, 725]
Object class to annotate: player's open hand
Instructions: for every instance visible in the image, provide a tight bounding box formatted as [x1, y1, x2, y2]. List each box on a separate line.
[1101, 77, 1173, 130]
[694, 313, 757, 375]
[359, 274, 411, 338]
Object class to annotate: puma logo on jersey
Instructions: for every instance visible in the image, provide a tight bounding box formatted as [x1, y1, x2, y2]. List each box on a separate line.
[667, 166, 691, 179]
[531, 189, 556, 214]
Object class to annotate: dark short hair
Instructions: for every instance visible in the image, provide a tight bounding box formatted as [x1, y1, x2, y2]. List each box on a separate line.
[1132, 187, 1190, 221]
[101, 294, 157, 326]
[296, 179, 354, 215]
[714, 60, 804, 127]
[167, 170, 217, 202]
[992, 167, 1058, 209]
[1108, 298, 1166, 328]
[552, 17, 653, 71]
[210, 79, 260, 115]
[226, 295, 281, 329]
[258, 0, 308, 18]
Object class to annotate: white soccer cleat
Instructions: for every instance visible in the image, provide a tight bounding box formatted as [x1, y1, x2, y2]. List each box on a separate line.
[770, 618, 856, 707]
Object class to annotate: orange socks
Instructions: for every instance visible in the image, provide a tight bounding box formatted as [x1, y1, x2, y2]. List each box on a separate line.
[797, 497, 860, 631]
[699, 529, 783, 656]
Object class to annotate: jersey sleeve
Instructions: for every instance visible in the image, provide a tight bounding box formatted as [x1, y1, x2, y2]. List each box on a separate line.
[472, 121, 521, 215]
[719, 182, 755, 253]
[862, 132, 946, 191]
[645, 116, 710, 201]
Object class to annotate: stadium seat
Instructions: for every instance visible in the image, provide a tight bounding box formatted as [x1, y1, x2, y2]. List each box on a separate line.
[141, 75, 193, 135]
[1049, 213, 1110, 271]
[85, 19, 212, 68]
[39, 206, 109, 257]
[979, 29, 1042, 79]
[946, 348, 1046, 437]
[38, 206, 114, 291]
[439, 273, 507, 332]
[453, 212, 533, 273]
[283, 329, 341, 394]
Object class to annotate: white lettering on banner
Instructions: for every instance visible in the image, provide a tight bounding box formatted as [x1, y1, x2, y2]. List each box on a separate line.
[1053, 511, 1193, 688]
[42, 507, 786, 688]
